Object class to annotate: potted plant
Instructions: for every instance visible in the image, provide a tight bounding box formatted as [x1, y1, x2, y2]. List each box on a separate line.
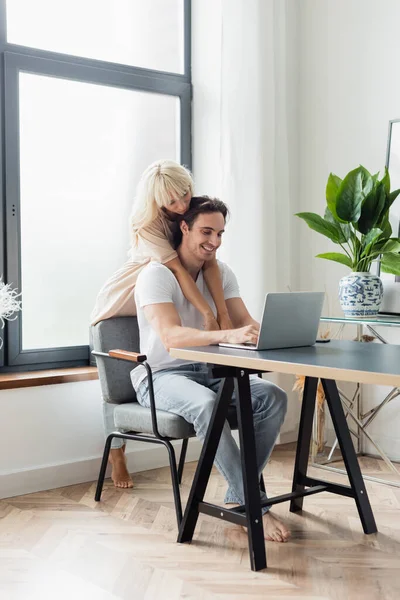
[296, 165, 400, 317]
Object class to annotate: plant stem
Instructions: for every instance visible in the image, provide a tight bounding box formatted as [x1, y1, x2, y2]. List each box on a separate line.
[348, 227, 358, 269]
[339, 243, 352, 259]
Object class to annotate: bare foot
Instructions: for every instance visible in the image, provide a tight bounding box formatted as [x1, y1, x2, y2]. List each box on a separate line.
[109, 446, 133, 489]
[262, 512, 291, 542]
[226, 502, 291, 543]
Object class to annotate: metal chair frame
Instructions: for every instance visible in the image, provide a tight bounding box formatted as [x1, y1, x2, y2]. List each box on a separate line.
[93, 350, 265, 527]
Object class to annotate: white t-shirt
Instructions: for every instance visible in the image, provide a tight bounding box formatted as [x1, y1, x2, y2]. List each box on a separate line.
[130, 260, 241, 390]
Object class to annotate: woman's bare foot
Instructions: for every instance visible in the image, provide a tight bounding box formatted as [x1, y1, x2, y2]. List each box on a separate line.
[109, 447, 133, 489]
[262, 512, 291, 542]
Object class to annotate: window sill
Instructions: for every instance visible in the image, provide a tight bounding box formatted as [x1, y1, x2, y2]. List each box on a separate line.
[0, 367, 99, 390]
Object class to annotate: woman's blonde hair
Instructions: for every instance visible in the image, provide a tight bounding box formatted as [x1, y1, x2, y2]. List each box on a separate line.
[130, 159, 194, 245]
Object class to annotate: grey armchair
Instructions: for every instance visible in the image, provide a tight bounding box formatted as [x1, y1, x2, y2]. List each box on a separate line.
[91, 316, 264, 527]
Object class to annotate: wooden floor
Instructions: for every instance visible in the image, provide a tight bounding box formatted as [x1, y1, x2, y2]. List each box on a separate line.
[1, 443, 400, 600]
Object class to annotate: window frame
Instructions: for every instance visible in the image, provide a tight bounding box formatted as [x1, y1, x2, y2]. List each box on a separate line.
[0, 0, 192, 371]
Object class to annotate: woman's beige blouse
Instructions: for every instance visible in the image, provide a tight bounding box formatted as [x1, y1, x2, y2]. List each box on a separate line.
[90, 213, 178, 325]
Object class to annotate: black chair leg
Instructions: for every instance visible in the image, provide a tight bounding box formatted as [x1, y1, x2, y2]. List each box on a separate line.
[177, 438, 189, 484]
[95, 434, 114, 501]
[164, 440, 183, 526]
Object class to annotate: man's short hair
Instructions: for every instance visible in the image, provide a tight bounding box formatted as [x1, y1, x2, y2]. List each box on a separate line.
[173, 196, 229, 248]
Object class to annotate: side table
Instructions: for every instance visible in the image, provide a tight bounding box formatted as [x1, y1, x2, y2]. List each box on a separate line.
[312, 315, 400, 487]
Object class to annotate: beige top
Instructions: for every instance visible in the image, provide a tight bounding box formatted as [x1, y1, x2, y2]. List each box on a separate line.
[90, 213, 178, 325]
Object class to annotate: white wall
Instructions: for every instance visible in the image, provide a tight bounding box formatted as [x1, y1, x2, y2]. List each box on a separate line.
[0, 380, 204, 499]
[298, 0, 400, 459]
[0, 381, 103, 497]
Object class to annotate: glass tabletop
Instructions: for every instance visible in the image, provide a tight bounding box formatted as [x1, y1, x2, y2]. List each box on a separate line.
[321, 315, 400, 327]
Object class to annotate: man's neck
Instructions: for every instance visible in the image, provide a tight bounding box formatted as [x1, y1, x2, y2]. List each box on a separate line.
[177, 246, 204, 280]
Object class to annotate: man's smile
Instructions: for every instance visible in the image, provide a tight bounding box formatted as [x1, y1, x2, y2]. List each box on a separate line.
[200, 243, 216, 253]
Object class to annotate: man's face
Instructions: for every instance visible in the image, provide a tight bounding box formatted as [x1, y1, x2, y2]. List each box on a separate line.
[181, 212, 225, 262]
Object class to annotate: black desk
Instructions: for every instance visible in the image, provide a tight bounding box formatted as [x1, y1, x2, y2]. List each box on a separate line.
[170, 340, 400, 571]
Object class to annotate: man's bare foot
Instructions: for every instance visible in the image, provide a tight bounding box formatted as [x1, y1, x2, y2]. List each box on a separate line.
[109, 446, 133, 489]
[226, 502, 290, 543]
[262, 512, 291, 542]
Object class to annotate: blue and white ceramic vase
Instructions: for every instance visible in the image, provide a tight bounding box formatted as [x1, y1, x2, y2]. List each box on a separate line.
[339, 272, 383, 318]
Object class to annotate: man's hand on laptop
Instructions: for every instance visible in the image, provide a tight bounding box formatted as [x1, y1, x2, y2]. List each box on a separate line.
[223, 324, 259, 345]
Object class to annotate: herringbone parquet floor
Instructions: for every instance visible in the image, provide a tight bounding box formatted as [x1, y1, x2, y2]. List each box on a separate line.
[1, 443, 400, 600]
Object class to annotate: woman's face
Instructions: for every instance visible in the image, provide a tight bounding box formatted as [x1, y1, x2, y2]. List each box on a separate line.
[164, 190, 191, 217]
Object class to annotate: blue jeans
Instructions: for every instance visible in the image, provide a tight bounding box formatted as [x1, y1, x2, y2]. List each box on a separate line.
[136, 363, 288, 512]
[103, 402, 124, 450]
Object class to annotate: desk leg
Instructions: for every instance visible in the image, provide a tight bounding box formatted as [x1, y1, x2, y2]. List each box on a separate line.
[321, 378, 377, 534]
[235, 370, 266, 572]
[290, 377, 318, 513]
[178, 377, 234, 543]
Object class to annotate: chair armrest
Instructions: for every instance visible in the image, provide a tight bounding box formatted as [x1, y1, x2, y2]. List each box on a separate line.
[109, 349, 147, 363]
[92, 350, 147, 363]
[92, 349, 164, 440]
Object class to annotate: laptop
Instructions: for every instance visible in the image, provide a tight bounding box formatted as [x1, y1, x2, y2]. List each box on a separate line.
[219, 291, 325, 351]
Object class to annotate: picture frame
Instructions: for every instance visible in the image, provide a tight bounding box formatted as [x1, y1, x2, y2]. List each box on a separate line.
[378, 119, 400, 314]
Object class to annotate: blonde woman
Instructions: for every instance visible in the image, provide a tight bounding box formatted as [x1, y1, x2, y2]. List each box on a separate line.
[91, 159, 233, 488]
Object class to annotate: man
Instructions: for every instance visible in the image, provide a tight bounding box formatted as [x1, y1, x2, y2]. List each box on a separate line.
[132, 197, 290, 542]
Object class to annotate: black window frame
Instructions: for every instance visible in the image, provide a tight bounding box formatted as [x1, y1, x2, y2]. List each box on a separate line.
[0, 0, 192, 372]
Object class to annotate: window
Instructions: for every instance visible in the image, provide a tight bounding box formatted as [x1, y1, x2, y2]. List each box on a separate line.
[1, 1, 191, 370]
[7, 0, 185, 73]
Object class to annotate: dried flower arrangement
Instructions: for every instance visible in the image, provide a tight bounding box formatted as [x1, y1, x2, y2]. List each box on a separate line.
[0, 278, 22, 348]
[292, 326, 376, 457]
[291, 282, 378, 456]
[292, 329, 330, 455]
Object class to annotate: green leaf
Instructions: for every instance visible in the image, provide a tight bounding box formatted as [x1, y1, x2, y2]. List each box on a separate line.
[377, 189, 400, 229]
[379, 215, 393, 239]
[359, 165, 374, 197]
[358, 183, 386, 234]
[349, 230, 363, 266]
[316, 252, 352, 268]
[324, 207, 351, 240]
[336, 167, 364, 222]
[380, 238, 400, 254]
[380, 167, 390, 194]
[381, 252, 400, 276]
[324, 206, 335, 223]
[361, 228, 382, 257]
[325, 174, 345, 222]
[372, 171, 380, 184]
[367, 236, 396, 260]
[368, 239, 400, 262]
[387, 188, 400, 210]
[295, 212, 346, 243]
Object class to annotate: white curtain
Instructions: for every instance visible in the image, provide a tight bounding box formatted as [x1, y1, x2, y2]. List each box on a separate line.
[192, 0, 301, 437]
[193, 0, 299, 316]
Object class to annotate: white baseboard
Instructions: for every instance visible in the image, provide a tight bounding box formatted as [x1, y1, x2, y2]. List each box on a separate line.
[277, 429, 298, 445]
[0, 435, 295, 501]
[0, 439, 201, 501]
[1, 453, 109, 500]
